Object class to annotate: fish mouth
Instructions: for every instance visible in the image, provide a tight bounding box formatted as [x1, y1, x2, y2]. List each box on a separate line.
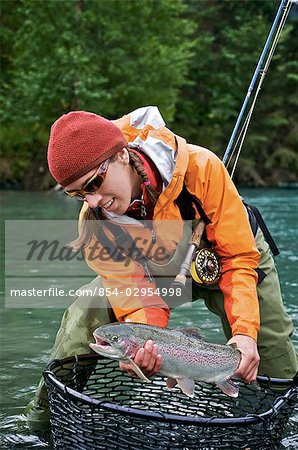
[89, 335, 120, 359]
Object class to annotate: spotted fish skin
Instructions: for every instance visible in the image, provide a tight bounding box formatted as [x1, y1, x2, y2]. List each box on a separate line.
[89, 322, 241, 398]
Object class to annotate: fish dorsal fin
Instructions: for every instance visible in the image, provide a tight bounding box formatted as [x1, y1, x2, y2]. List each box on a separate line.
[228, 342, 243, 356]
[229, 342, 238, 349]
[177, 327, 202, 339]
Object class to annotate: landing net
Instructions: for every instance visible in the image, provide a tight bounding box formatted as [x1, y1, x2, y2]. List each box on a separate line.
[44, 354, 297, 450]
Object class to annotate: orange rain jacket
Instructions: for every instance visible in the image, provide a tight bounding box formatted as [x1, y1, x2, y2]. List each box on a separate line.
[80, 107, 261, 341]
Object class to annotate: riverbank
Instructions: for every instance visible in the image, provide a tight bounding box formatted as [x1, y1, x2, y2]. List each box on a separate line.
[1, 157, 297, 190]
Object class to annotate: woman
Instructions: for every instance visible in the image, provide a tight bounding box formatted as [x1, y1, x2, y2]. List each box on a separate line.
[25, 106, 297, 431]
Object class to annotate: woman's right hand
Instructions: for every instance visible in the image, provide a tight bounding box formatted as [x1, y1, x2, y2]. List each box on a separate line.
[119, 340, 162, 379]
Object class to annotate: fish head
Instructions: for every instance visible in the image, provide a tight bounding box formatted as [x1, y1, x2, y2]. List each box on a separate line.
[89, 323, 142, 360]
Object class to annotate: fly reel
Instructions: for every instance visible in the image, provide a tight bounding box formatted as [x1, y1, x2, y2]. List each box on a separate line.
[190, 248, 222, 285]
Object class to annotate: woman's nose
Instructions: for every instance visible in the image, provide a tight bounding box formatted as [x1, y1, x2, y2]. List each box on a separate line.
[84, 192, 102, 208]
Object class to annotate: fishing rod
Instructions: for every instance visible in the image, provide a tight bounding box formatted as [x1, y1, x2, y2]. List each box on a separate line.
[172, 0, 294, 290]
[222, 0, 294, 177]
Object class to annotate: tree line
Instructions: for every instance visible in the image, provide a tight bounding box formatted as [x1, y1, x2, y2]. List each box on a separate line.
[1, 0, 297, 189]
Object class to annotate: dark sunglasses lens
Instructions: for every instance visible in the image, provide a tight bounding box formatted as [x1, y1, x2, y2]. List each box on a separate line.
[84, 174, 104, 193]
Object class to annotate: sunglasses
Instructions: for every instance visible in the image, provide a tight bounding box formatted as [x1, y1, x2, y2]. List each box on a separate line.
[65, 158, 111, 201]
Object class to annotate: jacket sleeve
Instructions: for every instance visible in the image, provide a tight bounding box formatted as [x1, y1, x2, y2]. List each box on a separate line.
[82, 232, 170, 328]
[186, 146, 261, 341]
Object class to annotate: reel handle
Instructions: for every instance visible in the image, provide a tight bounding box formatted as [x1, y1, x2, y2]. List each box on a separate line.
[171, 220, 205, 290]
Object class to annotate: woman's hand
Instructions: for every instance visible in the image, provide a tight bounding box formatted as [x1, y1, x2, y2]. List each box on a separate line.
[227, 334, 260, 382]
[119, 340, 162, 379]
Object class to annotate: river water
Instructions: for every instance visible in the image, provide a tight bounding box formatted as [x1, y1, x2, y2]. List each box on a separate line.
[0, 188, 297, 449]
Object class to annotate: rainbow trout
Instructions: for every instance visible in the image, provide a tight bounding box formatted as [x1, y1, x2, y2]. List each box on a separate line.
[89, 322, 241, 398]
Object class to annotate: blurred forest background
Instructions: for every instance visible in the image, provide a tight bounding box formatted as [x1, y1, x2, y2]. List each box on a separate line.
[1, 0, 297, 190]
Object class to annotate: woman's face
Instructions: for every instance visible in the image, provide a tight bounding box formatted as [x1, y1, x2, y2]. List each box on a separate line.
[65, 148, 141, 215]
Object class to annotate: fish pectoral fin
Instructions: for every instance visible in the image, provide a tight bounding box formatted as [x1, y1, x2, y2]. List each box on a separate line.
[166, 377, 177, 390]
[176, 378, 195, 398]
[126, 357, 151, 383]
[216, 379, 239, 398]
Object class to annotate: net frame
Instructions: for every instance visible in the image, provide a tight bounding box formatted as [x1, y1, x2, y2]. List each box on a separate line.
[44, 354, 297, 450]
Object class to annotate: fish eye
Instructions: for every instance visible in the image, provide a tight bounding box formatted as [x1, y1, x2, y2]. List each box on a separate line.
[111, 335, 118, 342]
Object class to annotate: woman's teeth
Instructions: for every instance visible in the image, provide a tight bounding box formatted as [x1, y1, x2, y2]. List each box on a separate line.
[103, 198, 114, 209]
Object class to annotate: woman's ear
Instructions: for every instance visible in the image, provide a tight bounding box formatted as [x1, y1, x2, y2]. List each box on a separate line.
[116, 147, 130, 165]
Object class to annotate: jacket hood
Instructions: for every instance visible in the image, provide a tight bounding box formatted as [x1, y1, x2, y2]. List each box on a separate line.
[106, 106, 189, 223]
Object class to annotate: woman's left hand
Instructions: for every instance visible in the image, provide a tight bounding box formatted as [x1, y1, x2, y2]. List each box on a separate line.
[119, 339, 162, 379]
[227, 334, 260, 382]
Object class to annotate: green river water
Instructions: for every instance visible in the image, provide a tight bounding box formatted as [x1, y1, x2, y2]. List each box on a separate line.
[0, 188, 297, 449]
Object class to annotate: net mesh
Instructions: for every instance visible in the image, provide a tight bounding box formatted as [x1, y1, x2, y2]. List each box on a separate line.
[44, 354, 297, 450]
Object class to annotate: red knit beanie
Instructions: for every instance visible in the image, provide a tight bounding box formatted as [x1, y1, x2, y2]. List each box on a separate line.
[47, 111, 127, 186]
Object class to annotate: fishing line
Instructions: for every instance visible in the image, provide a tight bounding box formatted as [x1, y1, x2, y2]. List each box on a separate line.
[229, 0, 293, 178]
[223, 0, 293, 177]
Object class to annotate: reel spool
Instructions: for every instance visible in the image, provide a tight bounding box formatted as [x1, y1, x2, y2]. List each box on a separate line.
[190, 248, 222, 285]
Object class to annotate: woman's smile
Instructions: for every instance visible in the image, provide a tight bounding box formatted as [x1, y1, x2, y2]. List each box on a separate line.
[102, 197, 115, 211]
